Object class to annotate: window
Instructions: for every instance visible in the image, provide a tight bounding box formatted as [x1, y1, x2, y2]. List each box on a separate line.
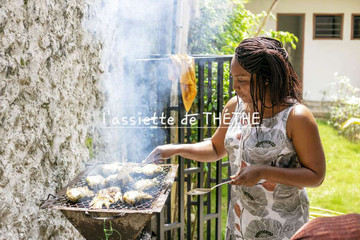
[313, 14, 343, 39]
[352, 14, 360, 39]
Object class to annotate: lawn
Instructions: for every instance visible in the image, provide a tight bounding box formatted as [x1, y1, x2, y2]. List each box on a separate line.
[307, 120, 360, 214]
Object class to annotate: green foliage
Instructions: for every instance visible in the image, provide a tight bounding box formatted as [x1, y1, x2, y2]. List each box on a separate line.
[325, 74, 360, 142]
[188, 0, 233, 54]
[215, 6, 265, 54]
[188, 0, 298, 55]
[269, 30, 298, 50]
[85, 135, 94, 159]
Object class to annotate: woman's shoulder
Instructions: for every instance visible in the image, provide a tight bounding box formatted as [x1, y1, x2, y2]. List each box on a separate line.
[286, 103, 318, 139]
[288, 103, 314, 119]
[224, 96, 240, 113]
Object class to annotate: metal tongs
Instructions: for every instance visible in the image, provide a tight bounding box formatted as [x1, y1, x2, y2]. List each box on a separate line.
[186, 180, 232, 196]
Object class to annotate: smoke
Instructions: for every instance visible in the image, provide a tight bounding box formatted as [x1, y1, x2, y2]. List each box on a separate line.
[84, 0, 175, 162]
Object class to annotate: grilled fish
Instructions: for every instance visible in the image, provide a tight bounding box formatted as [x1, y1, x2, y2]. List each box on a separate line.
[130, 166, 143, 175]
[104, 171, 134, 186]
[105, 174, 118, 183]
[116, 165, 135, 185]
[142, 164, 163, 177]
[123, 190, 153, 205]
[90, 187, 122, 209]
[101, 163, 123, 176]
[134, 178, 158, 191]
[86, 175, 107, 189]
[66, 186, 94, 202]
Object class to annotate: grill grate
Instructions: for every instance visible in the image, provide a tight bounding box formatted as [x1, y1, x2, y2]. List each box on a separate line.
[49, 165, 172, 211]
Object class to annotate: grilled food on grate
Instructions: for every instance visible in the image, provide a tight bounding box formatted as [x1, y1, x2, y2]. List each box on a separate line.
[62, 164, 170, 208]
[86, 175, 107, 189]
[141, 164, 163, 177]
[41, 163, 177, 217]
[134, 178, 158, 191]
[123, 190, 153, 205]
[105, 172, 134, 186]
[90, 187, 122, 209]
[66, 186, 94, 202]
[101, 163, 123, 175]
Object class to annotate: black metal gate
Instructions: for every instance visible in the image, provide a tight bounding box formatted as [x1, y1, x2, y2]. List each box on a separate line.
[156, 55, 234, 240]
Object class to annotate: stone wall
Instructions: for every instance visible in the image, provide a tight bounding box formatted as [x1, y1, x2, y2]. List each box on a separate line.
[0, 0, 103, 239]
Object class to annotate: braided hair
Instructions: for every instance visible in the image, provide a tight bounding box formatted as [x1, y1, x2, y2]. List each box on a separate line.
[234, 37, 302, 125]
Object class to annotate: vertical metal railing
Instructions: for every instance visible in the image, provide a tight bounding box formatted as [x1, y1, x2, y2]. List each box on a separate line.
[130, 55, 233, 239]
[159, 55, 233, 240]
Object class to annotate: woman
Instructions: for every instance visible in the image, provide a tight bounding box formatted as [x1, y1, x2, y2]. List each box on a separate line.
[145, 37, 326, 239]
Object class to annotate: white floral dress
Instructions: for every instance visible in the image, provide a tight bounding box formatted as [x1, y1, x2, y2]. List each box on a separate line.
[224, 99, 309, 240]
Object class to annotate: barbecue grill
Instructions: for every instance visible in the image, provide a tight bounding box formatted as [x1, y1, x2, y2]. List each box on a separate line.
[40, 163, 178, 240]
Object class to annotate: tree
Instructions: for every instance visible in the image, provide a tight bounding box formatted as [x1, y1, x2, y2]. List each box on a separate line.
[188, 0, 298, 55]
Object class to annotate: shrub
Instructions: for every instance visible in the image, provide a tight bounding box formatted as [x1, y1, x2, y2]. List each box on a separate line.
[327, 74, 360, 142]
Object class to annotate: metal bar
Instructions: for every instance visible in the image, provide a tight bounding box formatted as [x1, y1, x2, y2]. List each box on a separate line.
[167, 194, 171, 239]
[158, 206, 165, 240]
[184, 167, 201, 175]
[186, 122, 192, 239]
[217, 60, 224, 115]
[164, 222, 182, 231]
[204, 213, 220, 222]
[186, 173, 192, 239]
[216, 59, 225, 240]
[158, 62, 170, 148]
[178, 80, 185, 240]
[228, 59, 233, 99]
[207, 61, 213, 139]
[227, 65, 233, 215]
[197, 59, 205, 240]
[192, 55, 233, 60]
[203, 59, 212, 240]
[206, 134, 212, 237]
[206, 61, 213, 240]
[135, 55, 232, 61]
[206, 161, 211, 240]
[210, 178, 217, 183]
[222, 161, 230, 167]
[168, 106, 182, 111]
[197, 170, 204, 240]
[197, 59, 205, 142]
[216, 160, 222, 239]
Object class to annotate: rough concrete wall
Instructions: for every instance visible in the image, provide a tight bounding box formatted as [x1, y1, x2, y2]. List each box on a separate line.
[0, 0, 103, 239]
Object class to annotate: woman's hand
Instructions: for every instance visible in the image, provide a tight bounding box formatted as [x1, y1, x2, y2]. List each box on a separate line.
[142, 145, 178, 163]
[230, 165, 264, 186]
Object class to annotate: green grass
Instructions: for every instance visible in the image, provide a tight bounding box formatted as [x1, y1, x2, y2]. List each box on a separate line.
[307, 120, 360, 214]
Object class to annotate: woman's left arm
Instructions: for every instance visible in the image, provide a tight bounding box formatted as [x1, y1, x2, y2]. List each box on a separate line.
[231, 105, 326, 188]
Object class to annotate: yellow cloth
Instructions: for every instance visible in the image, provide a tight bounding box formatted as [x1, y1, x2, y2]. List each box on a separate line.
[168, 54, 197, 112]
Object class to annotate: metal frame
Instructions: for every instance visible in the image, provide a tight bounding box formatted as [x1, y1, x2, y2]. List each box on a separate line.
[351, 14, 360, 40]
[313, 13, 344, 40]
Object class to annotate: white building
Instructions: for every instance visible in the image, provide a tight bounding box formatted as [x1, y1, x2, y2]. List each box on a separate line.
[245, 0, 360, 101]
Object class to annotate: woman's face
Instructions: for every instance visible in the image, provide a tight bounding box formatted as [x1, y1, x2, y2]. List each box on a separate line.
[231, 58, 253, 103]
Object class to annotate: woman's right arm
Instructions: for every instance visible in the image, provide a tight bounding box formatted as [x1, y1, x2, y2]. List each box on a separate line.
[144, 96, 238, 163]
